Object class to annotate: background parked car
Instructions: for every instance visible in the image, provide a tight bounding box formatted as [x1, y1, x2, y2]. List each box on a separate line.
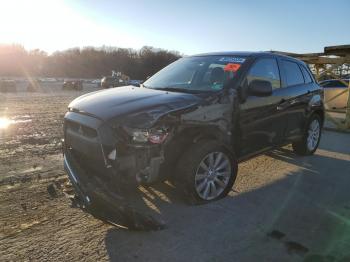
[41, 78, 57, 82]
[0, 80, 17, 93]
[91, 79, 101, 87]
[62, 80, 83, 91]
[319, 79, 349, 110]
[27, 78, 41, 92]
[101, 71, 130, 88]
[101, 76, 126, 88]
[128, 80, 143, 87]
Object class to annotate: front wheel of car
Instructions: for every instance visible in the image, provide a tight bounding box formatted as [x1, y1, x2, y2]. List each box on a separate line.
[176, 140, 238, 205]
[292, 114, 322, 156]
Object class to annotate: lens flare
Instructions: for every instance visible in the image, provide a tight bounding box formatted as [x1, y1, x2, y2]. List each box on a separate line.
[0, 117, 11, 129]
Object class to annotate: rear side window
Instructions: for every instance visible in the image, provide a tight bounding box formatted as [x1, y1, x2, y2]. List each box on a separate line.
[300, 65, 313, 83]
[246, 58, 281, 89]
[282, 60, 304, 86]
[321, 80, 348, 88]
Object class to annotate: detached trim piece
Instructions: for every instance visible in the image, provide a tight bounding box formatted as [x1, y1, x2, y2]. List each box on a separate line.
[64, 154, 91, 205]
[64, 154, 78, 184]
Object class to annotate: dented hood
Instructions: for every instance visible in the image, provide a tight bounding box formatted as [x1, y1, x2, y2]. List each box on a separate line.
[68, 86, 202, 127]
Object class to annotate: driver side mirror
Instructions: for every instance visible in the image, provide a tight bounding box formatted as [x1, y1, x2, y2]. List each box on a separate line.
[249, 80, 272, 96]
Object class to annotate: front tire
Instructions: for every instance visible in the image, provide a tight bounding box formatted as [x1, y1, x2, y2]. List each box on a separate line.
[292, 114, 322, 155]
[176, 140, 237, 205]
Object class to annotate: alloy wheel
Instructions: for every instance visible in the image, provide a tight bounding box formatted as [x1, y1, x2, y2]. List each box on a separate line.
[194, 152, 232, 200]
[307, 119, 320, 151]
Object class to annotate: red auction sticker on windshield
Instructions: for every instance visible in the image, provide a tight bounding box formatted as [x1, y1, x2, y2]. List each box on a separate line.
[224, 63, 241, 72]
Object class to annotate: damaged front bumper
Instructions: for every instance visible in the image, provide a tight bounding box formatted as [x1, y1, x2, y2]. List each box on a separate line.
[63, 150, 123, 210]
[62, 111, 167, 229]
[63, 150, 165, 230]
[64, 111, 165, 186]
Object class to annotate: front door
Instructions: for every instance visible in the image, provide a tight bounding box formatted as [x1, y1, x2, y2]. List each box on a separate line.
[239, 57, 287, 157]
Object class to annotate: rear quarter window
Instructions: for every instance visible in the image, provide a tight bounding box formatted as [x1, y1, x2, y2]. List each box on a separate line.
[321, 80, 348, 88]
[300, 65, 313, 84]
[281, 60, 304, 86]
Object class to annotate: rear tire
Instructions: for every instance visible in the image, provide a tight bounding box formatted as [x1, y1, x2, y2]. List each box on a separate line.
[292, 114, 322, 156]
[176, 140, 237, 205]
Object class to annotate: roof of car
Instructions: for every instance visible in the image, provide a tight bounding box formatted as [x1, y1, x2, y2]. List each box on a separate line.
[192, 51, 260, 57]
[191, 51, 305, 64]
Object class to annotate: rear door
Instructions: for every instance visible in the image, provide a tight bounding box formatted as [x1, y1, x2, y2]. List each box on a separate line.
[239, 56, 287, 157]
[277, 59, 313, 140]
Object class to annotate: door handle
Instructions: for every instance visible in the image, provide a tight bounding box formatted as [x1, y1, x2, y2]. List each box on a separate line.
[277, 99, 287, 111]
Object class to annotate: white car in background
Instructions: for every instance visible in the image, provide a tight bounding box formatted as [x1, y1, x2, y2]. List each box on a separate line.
[40, 78, 57, 82]
[91, 79, 100, 84]
[319, 79, 349, 110]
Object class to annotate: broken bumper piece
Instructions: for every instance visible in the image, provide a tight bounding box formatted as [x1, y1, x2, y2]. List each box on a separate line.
[63, 152, 166, 231]
[64, 153, 92, 208]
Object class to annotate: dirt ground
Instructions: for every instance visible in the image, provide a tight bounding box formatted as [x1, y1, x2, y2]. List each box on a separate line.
[1, 84, 350, 262]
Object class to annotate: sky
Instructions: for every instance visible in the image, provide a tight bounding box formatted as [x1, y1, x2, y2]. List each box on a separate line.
[0, 0, 349, 55]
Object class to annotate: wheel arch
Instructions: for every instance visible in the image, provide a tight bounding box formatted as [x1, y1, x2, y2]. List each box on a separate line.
[312, 109, 325, 127]
[162, 126, 233, 172]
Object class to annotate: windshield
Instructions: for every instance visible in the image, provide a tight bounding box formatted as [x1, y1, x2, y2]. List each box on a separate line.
[143, 55, 247, 92]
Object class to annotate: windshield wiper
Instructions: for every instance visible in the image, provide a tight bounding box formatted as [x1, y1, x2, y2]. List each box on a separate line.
[152, 87, 208, 94]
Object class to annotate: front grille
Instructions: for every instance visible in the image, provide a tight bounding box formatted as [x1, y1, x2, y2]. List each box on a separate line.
[66, 120, 97, 138]
[64, 112, 116, 177]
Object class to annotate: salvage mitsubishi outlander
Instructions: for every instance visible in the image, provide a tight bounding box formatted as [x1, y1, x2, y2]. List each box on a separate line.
[63, 52, 324, 207]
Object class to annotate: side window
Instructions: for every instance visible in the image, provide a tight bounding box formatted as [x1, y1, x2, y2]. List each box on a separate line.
[322, 80, 348, 88]
[300, 65, 313, 84]
[246, 58, 281, 89]
[282, 60, 305, 86]
[333, 80, 348, 87]
[319, 81, 329, 87]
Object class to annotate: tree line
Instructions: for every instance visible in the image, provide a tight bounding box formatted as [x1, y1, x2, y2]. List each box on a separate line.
[0, 44, 181, 80]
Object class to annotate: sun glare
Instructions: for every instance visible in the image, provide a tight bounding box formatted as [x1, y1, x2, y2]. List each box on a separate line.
[0, 0, 77, 52]
[0, 0, 143, 52]
[0, 117, 11, 129]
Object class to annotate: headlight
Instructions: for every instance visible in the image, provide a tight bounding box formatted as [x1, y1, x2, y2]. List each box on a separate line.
[148, 129, 169, 144]
[125, 127, 169, 144]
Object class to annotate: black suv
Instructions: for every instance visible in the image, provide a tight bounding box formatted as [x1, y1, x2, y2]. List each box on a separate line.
[63, 52, 323, 206]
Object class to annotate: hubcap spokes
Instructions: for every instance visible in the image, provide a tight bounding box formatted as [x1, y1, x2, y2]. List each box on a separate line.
[307, 119, 320, 151]
[195, 152, 231, 200]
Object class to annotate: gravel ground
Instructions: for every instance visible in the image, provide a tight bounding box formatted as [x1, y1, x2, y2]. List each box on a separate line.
[1, 85, 350, 262]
